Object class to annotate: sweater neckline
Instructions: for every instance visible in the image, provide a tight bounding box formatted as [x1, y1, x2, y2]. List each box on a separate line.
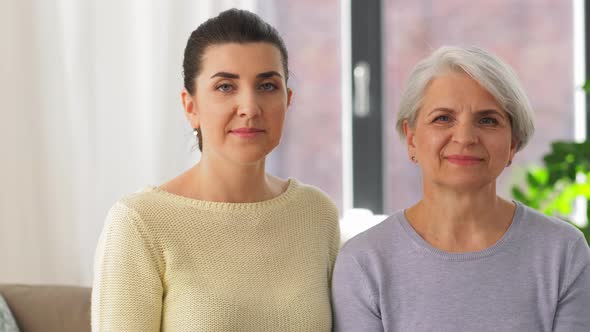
[396, 201, 523, 261]
[144, 178, 299, 211]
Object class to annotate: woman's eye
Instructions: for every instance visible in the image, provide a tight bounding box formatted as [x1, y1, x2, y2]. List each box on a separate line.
[259, 82, 277, 91]
[433, 115, 450, 122]
[216, 84, 233, 92]
[480, 117, 498, 125]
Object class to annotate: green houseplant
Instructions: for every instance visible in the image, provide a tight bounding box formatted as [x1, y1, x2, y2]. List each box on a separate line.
[511, 141, 590, 243]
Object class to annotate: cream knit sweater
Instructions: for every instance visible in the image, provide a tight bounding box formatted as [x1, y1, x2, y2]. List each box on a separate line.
[91, 178, 340, 331]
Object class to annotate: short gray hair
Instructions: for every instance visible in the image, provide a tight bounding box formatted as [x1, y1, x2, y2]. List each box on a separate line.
[395, 46, 535, 151]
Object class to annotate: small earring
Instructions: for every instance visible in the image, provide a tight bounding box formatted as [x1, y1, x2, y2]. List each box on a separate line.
[411, 156, 417, 163]
[193, 128, 199, 137]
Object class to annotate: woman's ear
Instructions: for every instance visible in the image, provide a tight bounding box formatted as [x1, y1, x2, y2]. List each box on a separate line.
[181, 89, 199, 129]
[508, 137, 519, 166]
[287, 88, 293, 108]
[403, 120, 417, 160]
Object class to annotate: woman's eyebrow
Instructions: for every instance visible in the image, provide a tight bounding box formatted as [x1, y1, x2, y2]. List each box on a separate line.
[477, 109, 506, 119]
[209, 71, 283, 79]
[257, 71, 282, 79]
[210, 71, 239, 79]
[427, 107, 455, 116]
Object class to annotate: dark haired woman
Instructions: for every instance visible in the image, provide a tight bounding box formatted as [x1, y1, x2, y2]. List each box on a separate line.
[91, 9, 339, 331]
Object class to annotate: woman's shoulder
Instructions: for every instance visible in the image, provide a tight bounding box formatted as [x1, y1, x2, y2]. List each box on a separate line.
[292, 178, 334, 202]
[103, 186, 182, 228]
[289, 178, 338, 215]
[516, 201, 585, 244]
[339, 213, 403, 257]
[275, 179, 338, 235]
[115, 186, 169, 210]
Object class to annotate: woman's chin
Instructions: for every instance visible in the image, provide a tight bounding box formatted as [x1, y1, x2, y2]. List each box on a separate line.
[225, 149, 271, 166]
[433, 177, 496, 193]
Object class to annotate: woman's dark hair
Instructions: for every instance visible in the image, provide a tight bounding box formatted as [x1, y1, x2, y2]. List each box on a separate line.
[183, 9, 290, 151]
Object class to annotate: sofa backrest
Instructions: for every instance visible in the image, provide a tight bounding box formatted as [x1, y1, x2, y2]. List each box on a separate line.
[0, 284, 90, 332]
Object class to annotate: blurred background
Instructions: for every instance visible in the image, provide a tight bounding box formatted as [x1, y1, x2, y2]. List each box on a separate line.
[1, 0, 587, 286]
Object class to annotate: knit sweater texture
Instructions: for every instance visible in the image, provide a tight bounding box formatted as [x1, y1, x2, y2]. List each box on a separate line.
[332, 202, 590, 331]
[92, 178, 340, 331]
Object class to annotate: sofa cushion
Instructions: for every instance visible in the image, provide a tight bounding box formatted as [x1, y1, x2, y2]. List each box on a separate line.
[0, 293, 20, 332]
[0, 284, 90, 332]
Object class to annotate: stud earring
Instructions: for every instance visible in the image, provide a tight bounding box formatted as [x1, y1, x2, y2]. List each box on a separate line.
[411, 156, 417, 163]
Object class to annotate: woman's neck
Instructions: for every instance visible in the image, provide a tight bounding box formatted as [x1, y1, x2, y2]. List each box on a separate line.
[405, 183, 516, 252]
[161, 154, 287, 203]
[195, 157, 281, 203]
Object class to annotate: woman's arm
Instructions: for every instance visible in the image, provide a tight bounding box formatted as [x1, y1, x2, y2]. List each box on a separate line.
[331, 250, 384, 332]
[327, 204, 341, 283]
[553, 236, 590, 331]
[91, 202, 164, 331]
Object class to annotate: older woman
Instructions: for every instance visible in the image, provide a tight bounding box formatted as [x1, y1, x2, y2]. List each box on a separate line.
[332, 46, 590, 331]
[92, 9, 339, 331]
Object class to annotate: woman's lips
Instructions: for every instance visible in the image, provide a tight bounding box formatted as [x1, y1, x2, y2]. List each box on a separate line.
[445, 155, 484, 166]
[229, 128, 265, 138]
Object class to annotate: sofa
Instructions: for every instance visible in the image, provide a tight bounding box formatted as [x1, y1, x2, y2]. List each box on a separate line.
[0, 284, 91, 332]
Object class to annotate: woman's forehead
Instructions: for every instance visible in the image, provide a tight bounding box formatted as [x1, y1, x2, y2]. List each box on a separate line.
[199, 42, 284, 77]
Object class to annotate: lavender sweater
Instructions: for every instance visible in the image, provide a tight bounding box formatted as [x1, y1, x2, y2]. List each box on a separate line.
[332, 202, 590, 331]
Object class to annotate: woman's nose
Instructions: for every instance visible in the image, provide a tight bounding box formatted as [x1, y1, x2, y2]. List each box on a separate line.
[236, 90, 262, 118]
[452, 122, 478, 145]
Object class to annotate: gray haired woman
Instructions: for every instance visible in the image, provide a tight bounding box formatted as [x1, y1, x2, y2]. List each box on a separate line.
[331, 46, 590, 331]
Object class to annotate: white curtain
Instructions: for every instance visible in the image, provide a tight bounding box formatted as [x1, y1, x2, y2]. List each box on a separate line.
[0, 0, 265, 286]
